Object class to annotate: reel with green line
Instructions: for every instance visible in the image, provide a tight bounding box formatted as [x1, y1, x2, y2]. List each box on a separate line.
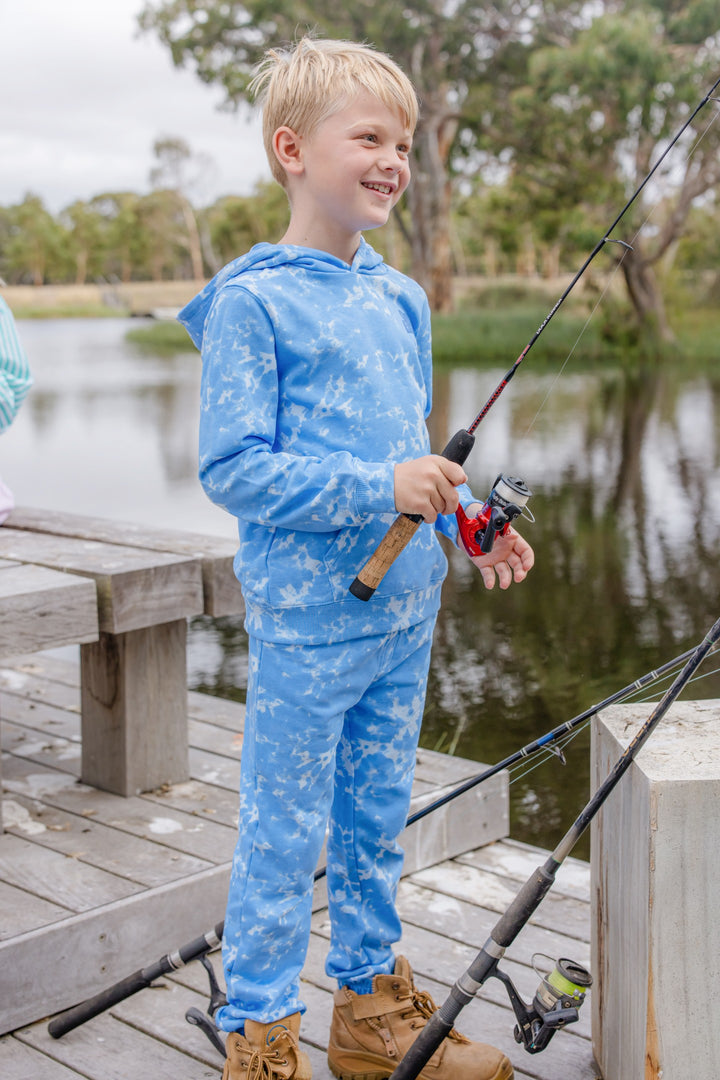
[493, 954, 592, 1054]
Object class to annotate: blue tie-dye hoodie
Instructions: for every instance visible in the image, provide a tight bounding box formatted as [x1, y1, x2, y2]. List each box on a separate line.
[179, 239, 471, 644]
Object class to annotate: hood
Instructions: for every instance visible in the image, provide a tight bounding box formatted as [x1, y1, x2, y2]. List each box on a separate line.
[178, 239, 385, 350]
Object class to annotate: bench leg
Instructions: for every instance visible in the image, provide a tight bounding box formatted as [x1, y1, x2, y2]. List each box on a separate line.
[80, 620, 190, 796]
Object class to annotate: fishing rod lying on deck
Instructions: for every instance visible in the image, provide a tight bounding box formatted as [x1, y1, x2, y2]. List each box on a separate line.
[46, 636, 716, 1049]
[389, 615, 720, 1077]
[349, 74, 720, 602]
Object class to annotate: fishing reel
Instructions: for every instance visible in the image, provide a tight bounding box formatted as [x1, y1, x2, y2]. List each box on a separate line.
[186, 954, 228, 1057]
[492, 955, 592, 1054]
[456, 474, 533, 557]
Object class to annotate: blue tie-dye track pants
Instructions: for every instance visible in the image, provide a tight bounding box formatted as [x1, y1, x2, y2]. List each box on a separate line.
[215, 616, 436, 1031]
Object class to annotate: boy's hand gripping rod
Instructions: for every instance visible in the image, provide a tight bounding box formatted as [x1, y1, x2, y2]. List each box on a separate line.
[388, 614, 720, 1078]
[349, 74, 720, 601]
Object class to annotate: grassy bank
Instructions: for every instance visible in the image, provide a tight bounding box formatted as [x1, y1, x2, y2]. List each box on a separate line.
[5, 280, 204, 319]
[127, 298, 720, 367]
[11, 277, 720, 368]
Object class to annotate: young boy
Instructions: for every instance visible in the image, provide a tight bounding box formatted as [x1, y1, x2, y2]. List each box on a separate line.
[179, 37, 533, 1080]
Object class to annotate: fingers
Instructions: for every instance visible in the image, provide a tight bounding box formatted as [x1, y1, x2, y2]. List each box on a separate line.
[470, 527, 535, 590]
[394, 456, 467, 522]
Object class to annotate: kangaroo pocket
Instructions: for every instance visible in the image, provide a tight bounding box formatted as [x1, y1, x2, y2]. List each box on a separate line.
[263, 526, 342, 607]
[245, 519, 448, 610]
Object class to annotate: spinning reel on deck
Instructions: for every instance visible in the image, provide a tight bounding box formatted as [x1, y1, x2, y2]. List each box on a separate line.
[492, 954, 592, 1054]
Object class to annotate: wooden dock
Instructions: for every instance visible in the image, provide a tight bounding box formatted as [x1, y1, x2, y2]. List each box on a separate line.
[0, 651, 599, 1079]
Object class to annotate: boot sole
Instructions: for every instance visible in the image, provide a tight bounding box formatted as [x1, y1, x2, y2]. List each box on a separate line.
[328, 1052, 514, 1080]
[328, 1059, 393, 1080]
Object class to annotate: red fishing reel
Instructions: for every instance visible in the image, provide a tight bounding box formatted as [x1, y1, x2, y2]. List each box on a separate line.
[456, 474, 533, 557]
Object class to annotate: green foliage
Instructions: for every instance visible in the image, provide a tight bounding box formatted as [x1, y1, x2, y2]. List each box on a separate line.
[0, 194, 69, 285]
[208, 182, 289, 261]
[126, 321, 197, 352]
[430, 302, 602, 368]
[127, 285, 720, 367]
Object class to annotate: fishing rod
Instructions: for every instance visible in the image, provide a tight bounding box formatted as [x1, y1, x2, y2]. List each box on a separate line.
[389, 614, 720, 1078]
[46, 638, 711, 1045]
[407, 639, 713, 826]
[349, 74, 720, 602]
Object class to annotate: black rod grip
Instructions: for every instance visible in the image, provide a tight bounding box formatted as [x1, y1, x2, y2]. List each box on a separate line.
[48, 966, 159, 1037]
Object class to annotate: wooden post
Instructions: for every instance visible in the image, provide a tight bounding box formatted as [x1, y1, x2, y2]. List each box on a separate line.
[80, 620, 189, 796]
[591, 699, 720, 1078]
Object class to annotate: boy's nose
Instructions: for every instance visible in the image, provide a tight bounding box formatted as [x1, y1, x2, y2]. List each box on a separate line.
[380, 152, 405, 173]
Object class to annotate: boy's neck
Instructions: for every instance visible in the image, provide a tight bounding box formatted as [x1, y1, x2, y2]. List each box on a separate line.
[278, 220, 362, 266]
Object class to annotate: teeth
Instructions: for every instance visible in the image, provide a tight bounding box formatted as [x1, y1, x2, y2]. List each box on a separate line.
[364, 182, 392, 194]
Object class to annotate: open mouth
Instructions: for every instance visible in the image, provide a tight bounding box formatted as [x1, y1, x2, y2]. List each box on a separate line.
[362, 181, 394, 195]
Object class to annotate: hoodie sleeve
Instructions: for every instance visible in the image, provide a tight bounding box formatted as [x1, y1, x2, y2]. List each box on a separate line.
[198, 285, 397, 531]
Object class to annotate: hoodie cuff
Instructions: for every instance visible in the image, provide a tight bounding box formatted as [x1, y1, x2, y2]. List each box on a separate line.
[354, 462, 396, 516]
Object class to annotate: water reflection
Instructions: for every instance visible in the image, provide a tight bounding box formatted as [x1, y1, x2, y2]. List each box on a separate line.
[5, 318, 235, 534]
[5, 318, 719, 858]
[427, 364, 720, 855]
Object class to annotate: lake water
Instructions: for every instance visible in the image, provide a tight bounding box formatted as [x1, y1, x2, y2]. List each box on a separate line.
[4, 316, 720, 858]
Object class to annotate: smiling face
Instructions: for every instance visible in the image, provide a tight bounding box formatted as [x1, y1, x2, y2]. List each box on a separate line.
[274, 89, 414, 263]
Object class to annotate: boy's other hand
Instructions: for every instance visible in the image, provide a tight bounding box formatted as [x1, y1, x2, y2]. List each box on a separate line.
[394, 455, 467, 522]
[461, 515, 535, 590]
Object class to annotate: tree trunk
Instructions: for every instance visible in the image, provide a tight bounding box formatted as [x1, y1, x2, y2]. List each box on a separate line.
[406, 111, 456, 312]
[619, 246, 674, 346]
[542, 242, 560, 279]
[179, 195, 205, 281]
[75, 248, 88, 286]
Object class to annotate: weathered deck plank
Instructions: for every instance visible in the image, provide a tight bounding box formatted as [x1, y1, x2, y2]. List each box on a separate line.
[2, 793, 214, 886]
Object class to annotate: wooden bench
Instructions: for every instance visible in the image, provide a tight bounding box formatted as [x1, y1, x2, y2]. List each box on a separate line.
[0, 557, 100, 829]
[0, 508, 244, 798]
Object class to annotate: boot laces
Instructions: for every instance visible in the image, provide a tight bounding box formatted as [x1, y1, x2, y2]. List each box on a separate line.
[404, 987, 436, 1023]
[403, 986, 467, 1044]
[244, 1033, 292, 1079]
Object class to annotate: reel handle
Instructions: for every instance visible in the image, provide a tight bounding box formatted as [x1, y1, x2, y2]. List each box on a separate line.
[349, 429, 476, 601]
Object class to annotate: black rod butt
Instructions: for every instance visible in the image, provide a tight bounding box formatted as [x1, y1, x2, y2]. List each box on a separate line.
[349, 577, 375, 601]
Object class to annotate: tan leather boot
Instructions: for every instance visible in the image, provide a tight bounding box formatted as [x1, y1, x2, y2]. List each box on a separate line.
[222, 1012, 313, 1080]
[327, 957, 513, 1080]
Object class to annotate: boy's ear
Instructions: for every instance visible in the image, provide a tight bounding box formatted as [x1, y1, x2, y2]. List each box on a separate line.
[272, 127, 304, 178]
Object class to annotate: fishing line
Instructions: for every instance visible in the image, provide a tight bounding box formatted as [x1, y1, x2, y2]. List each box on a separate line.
[520, 92, 720, 439]
[507, 729, 590, 787]
[502, 648, 720, 787]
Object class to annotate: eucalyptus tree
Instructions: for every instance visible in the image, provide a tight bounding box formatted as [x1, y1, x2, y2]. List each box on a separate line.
[88, 192, 146, 283]
[207, 181, 290, 266]
[150, 136, 211, 279]
[60, 200, 106, 285]
[1, 195, 67, 285]
[136, 188, 194, 280]
[488, 2, 720, 344]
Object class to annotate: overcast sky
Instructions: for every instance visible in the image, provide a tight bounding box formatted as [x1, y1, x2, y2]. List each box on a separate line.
[0, 0, 271, 213]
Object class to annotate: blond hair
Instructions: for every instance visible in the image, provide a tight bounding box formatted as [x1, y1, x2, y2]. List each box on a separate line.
[250, 37, 419, 186]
